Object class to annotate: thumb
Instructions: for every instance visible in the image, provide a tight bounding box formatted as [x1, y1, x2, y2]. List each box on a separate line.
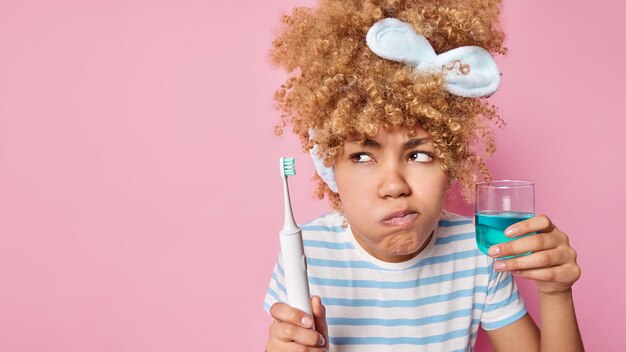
[311, 295, 329, 348]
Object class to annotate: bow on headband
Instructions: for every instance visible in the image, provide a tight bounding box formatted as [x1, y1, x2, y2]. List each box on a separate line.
[366, 18, 501, 98]
[310, 18, 502, 193]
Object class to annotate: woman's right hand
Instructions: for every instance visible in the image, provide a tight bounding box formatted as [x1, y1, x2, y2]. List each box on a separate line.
[266, 296, 329, 352]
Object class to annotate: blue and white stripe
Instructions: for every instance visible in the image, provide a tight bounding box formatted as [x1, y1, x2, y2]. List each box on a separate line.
[265, 211, 526, 351]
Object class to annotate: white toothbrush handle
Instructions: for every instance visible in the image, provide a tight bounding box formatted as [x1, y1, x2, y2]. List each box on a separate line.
[279, 230, 314, 321]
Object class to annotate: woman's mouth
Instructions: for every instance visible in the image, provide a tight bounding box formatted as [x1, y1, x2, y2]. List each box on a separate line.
[381, 211, 418, 227]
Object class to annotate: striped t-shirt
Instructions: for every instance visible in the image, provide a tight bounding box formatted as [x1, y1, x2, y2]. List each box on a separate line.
[264, 211, 527, 351]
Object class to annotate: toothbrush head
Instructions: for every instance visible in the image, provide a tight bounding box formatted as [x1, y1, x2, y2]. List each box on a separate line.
[280, 157, 296, 177]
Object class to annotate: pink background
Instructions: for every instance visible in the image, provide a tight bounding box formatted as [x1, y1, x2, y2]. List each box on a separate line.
[0, 0, 624, 351]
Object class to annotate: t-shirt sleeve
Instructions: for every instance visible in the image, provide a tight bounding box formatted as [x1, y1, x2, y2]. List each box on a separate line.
[480, 260, 528, 330]
[263, 252, 288, 315]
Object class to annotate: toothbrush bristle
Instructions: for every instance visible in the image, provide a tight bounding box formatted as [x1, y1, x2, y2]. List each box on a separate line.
[282, 157, 296, 176]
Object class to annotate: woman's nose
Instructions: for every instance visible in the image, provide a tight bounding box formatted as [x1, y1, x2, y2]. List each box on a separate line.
[377, 165, 411, 198]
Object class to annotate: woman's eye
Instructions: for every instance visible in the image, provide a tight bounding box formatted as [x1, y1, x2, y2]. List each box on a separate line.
[350, 153, 373, 162]
[409, 152, 433, 163]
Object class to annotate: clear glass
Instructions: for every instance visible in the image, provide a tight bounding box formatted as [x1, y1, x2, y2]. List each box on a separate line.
[475, 180, 535, 257]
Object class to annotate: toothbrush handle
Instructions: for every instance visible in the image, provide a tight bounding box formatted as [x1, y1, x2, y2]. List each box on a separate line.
[279, 231, 314, 324]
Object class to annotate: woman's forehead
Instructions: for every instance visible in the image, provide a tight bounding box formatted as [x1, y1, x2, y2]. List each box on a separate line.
[345, 126, 430, 143]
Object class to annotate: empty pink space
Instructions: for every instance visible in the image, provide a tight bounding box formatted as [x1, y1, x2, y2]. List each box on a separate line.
[0, 0, 623, 351]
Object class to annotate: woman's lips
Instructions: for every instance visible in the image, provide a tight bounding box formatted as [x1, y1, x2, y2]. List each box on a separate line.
[381, 211, 418, 226]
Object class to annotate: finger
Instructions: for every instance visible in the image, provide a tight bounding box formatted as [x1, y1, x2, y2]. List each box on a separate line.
[311, 296, 329, 348]
[511, 263, 582, 284]
[279, 342, 327, 352]
[504, 214, 555, 238]
[266, 338, 328, 352]
[488, 233, 559, 258]
[493, 248, 566, 272]
[270, 302, 315, 328]
[270, 321, 326, 347]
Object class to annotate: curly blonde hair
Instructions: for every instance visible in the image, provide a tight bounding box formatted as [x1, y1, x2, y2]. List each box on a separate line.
[271, 0, 506, 210]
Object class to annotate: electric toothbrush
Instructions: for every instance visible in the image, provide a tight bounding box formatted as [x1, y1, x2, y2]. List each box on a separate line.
[279, 157, 314, 327]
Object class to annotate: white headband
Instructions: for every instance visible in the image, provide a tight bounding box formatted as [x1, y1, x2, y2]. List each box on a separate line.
[310, 18, 501, 192]
[309, 129, 339, 193]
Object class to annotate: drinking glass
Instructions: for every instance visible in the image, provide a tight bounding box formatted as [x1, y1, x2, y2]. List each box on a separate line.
[475, 180, 535, 257]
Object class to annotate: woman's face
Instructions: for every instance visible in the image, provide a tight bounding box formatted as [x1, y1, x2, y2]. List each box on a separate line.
[334, 126, 449, 263]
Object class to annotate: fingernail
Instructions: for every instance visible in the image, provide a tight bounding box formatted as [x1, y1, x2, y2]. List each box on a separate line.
[301, 316, 313, 327]
[505, 227, 516, 237]
[488, 246, 500, 257]
[494, 261, 506, 271]
[319, 335, 326, 347]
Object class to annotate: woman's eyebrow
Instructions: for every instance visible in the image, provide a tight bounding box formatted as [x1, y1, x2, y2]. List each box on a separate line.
[404, 137, 431, 149]
[361, 139, 381, 148]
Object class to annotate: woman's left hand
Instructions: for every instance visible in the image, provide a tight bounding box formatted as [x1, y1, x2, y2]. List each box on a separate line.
[487, 215, 581, 296]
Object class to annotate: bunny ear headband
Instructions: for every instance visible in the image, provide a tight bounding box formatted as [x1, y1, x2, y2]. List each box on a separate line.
[310, 18, 501, 193]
